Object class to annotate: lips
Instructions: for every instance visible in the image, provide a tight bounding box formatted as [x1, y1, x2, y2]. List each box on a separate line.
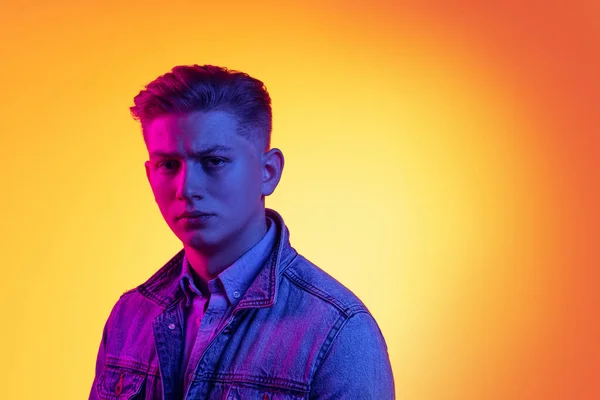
[178, 211, 214, 220]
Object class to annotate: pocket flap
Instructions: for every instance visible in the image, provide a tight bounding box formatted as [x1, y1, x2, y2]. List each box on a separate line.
[96, 367, 145, 400]
[225, 384, 305, 400]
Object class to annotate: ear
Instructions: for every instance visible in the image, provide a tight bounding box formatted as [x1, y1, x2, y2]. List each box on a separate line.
[261, 148, 285, 196]
[145, 160, 151, 185]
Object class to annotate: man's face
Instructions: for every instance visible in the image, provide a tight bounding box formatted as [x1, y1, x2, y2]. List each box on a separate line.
[144, 110, 266, 255]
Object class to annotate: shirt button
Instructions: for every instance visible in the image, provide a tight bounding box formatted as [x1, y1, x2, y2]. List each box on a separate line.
[233, 290, 241, 299]
[168, 323, 175, 330]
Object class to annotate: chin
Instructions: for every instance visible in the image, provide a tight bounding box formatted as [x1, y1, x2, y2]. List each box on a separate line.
[183, 233, 221, 252]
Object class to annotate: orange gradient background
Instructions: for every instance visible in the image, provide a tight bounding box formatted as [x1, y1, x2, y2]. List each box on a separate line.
[0, 1, 598, 399]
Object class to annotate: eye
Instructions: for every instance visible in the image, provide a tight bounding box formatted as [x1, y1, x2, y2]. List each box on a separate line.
[157, 160, 180, 172]
[203, 157, 227, 169]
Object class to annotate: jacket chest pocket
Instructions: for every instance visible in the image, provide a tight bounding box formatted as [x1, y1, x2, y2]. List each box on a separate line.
[224, 384, 306, 400]
[96, 367, 146, 400]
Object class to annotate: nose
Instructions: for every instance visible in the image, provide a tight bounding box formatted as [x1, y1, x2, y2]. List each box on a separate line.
[175, 161, 205, 201]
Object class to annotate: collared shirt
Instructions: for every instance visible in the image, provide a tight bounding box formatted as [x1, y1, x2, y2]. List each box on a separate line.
[178, 216, 277, 392]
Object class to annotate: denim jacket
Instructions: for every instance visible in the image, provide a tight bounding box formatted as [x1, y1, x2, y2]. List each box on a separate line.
[90, 209, 395, 399]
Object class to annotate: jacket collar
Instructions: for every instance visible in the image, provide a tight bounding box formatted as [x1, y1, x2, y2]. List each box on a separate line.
[136, 208, 298, 309]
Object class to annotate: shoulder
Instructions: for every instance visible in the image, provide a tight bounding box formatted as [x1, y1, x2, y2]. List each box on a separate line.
[103, 287, 155, 330]
[280, 254, 370, 318]
[279, 254, 392, 386]
[104, 249, 186, 326]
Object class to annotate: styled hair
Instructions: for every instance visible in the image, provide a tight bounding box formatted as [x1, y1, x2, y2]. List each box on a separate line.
[130, 64, 272, 149]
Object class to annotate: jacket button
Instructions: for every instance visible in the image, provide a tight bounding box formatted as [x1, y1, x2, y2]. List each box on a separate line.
[168, 323, 176, 330]
[233, 291, 241, 299]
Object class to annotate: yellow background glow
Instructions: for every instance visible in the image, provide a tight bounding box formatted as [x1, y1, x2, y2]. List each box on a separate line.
[0, 1, 598, 399]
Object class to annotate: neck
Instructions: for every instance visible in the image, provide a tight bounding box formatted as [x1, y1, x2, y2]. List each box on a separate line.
[184, 213, 268, 282]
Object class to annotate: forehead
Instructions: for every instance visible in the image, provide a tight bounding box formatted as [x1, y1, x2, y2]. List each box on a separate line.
[145, 110, 250, 154]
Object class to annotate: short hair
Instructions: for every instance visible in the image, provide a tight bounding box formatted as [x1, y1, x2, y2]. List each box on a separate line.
[130, 64, 272, 150]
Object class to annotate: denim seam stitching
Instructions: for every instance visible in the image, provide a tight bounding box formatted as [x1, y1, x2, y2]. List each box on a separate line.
[104, 357, 160, 376]
[96, 368, 145, 399]
[201, 372, 309, 393]
[283, 268, 367, 316]
[308, 313, 348, 388]
[277, 252, 299, 277]
[138, 249, 185, 306]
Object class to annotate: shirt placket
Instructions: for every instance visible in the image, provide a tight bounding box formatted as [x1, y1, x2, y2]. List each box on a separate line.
[183, 285, 230, 393]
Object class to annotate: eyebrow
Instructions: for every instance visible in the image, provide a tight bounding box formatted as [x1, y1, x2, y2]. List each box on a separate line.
[149, 145, 235, 158]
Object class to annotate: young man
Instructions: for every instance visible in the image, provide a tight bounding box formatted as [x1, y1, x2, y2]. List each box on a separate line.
[90, 65, 395, 399]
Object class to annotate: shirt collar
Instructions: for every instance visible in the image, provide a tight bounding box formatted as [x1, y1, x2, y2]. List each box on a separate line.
[179, 216, 277, 308]
[179, 257, 206, 307]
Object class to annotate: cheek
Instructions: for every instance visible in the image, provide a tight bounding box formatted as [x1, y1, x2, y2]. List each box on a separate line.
[239, 166, 263, 196]
[212, 168, 262, 204]
[151, 181, 175, 208]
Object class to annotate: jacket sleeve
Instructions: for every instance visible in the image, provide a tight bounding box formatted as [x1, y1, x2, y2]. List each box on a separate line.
[309, 312, 395, 399]
[88, 319, 109, 400]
